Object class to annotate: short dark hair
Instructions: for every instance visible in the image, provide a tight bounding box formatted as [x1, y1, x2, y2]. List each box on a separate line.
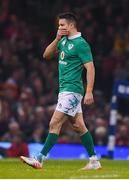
[57, 12, 78, 27]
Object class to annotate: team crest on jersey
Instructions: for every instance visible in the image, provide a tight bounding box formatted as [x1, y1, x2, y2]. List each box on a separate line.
[68, 44, 74, 50]
[61, 51, 65, 60]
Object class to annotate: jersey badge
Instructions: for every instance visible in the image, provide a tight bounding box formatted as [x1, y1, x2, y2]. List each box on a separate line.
[68, 44, 74, 50]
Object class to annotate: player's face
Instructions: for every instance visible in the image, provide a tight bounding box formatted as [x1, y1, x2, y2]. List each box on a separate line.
[58, 19, 72, 35]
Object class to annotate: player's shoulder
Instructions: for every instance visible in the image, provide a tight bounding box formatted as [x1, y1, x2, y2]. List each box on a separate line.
[78, 36, 89, 44]
[59, 36, 67, 45]
[76, 36, 90, 47]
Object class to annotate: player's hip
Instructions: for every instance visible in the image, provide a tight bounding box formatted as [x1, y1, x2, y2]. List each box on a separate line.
[59, 85, 84, 96]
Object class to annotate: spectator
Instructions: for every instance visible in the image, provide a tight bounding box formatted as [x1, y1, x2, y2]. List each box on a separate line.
[2, 121, 21, 141]
[0, 132, 29, 157]
[116, 124, 129, 146]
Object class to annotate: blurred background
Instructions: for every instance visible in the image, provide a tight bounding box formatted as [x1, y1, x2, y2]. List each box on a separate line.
[0, 0, 129, 159]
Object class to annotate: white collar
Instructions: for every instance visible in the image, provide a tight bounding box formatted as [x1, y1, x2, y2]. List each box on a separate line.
[68, 32, 81, 40]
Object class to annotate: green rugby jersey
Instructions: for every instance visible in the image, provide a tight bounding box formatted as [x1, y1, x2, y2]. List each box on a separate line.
[57, 33, 93, 96]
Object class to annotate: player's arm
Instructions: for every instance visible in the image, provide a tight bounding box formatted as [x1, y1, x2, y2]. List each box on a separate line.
[43, 29, 68, 60]
[43, 39, 59, 60]
[77, 40, 94, 105]
[83, 61, 95, 105]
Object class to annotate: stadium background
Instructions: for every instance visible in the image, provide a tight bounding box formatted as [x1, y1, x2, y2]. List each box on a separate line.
[0, 0, 129, 159]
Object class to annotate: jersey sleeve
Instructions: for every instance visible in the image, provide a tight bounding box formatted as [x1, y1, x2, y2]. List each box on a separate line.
[77, 41, 93, 64]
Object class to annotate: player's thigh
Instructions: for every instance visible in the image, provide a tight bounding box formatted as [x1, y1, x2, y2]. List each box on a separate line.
[70, 113, 88, 134]
[50, 110, 69, 128]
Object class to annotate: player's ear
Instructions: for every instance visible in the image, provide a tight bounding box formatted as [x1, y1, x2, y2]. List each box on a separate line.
[70, 22, 74, 28]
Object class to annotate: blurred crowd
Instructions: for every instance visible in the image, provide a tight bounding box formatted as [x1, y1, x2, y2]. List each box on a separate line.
[0, 0, 129, 154]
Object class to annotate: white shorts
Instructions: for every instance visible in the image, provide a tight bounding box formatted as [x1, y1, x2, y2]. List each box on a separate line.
[56, 92, 83, 117]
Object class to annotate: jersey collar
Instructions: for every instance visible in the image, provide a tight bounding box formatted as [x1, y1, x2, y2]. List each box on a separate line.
[68, 32, 81, 40]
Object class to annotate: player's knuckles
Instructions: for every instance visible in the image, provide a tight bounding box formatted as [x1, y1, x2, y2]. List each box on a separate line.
[85, 98, 90, 103]
[86, 99, 92, 104]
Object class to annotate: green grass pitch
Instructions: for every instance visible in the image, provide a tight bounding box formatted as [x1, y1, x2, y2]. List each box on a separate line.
[0, 158, 129, 179]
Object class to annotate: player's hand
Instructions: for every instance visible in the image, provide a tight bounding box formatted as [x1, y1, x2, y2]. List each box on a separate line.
[56, 29, 68, 40]
[84, 92, 94, 105]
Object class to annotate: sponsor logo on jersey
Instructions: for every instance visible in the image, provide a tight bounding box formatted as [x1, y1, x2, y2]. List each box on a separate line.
[59, 51, 67, 65]
[68, 44, 74, 50]
[59, 60, 67, 65]
[61, 51, 64, 60]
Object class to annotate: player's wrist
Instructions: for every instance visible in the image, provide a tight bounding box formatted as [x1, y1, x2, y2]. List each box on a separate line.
[55, 37, 60, 41]
[56, 31, 62, 41]
[86, 86, 93, 93]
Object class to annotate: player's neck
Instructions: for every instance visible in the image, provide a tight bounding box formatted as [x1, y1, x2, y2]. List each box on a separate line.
[68, 29, 79, 38]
